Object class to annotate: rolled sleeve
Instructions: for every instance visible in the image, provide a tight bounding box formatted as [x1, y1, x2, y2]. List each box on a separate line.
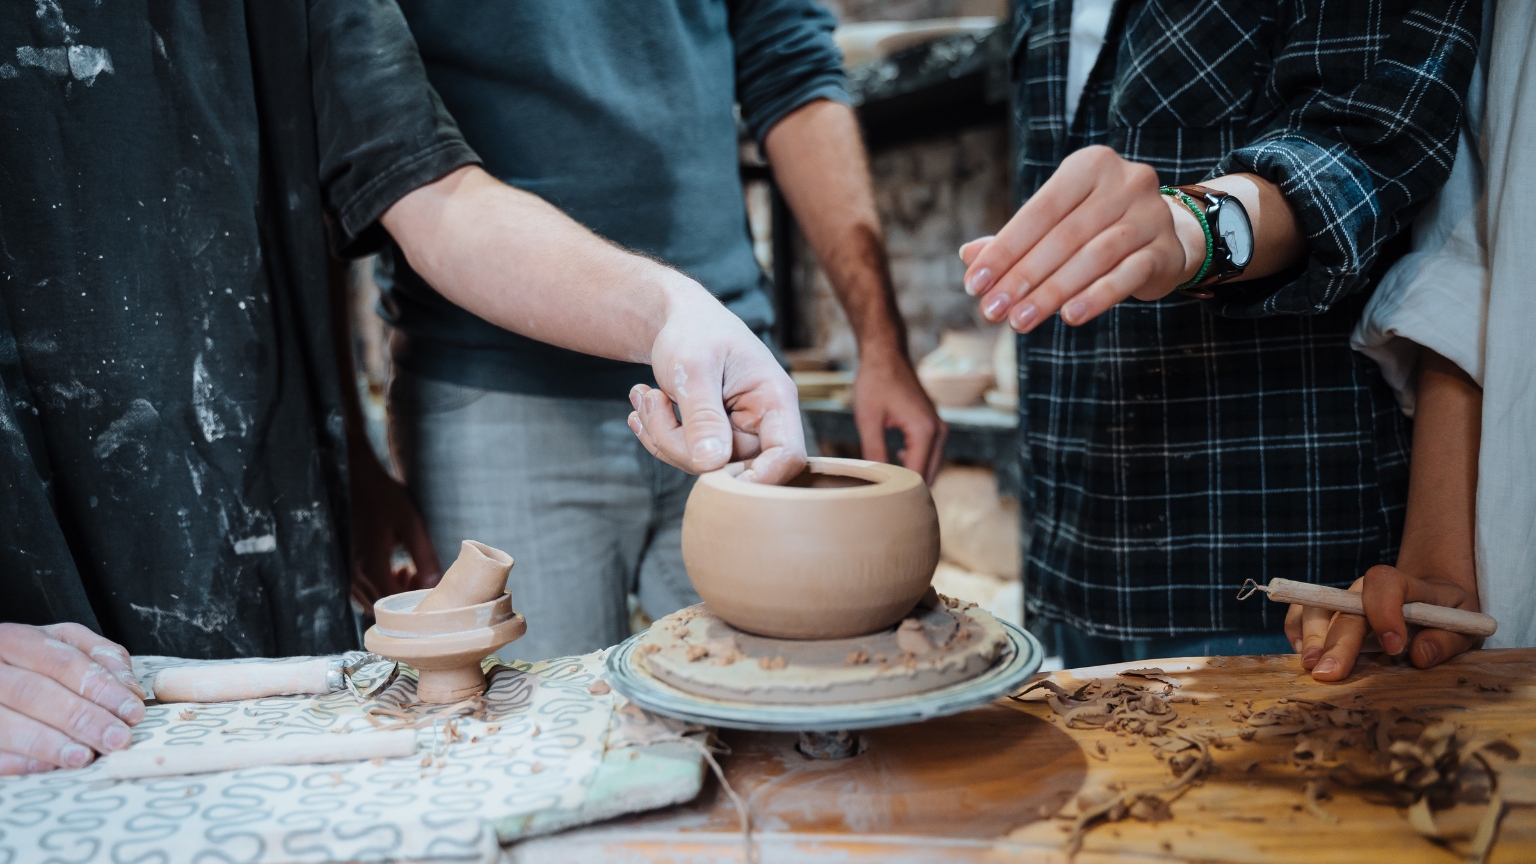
[729, 0, 851, 144]
[1211, 0, 1481, 317]
[308, 0, 481, 256]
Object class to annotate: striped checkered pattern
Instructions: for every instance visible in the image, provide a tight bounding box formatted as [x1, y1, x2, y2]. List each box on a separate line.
[1011, 0, 1481, 638]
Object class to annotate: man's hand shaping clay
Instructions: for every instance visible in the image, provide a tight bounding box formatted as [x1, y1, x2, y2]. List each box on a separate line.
[629, 300, 806, 485]
[0, 623, 145, 774]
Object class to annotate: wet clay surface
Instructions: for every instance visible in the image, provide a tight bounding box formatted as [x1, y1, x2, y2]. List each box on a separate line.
[624, 704, 1087, 838]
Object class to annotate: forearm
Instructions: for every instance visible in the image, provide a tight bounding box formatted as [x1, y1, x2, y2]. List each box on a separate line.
[1395, 349, 1482, 593]
[1166, 173, 1306, 285]
[380, 166, 728, 365]
[764, 99, 906, 358]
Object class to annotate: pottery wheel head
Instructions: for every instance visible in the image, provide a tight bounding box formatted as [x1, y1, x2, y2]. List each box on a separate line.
[637, 597, 1009, 705]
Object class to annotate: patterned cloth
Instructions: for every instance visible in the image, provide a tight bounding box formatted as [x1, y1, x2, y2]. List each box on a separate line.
[0, 652, 699, 864]
[1011, 0, 1482, 638]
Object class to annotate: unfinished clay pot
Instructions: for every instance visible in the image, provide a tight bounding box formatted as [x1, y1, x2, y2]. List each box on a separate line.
[414, 540, 514, 613]
[364, 589, 526, 702]
[681, 457, 940, 639]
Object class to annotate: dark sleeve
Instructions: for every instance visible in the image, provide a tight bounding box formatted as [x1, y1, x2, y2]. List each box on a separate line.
[1210, 0, 1482, 317]
[728, 0, 851, 144]
[308, 0, 481, 257]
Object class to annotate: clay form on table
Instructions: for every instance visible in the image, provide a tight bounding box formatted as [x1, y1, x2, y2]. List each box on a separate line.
[152, 658, 334, 703]
[681, 457, 940, 639]
[639, 598, 1008, 704]
[97, 729, 418, 780]
[364, 541, 526, 703]
[414, 540, 514, 613]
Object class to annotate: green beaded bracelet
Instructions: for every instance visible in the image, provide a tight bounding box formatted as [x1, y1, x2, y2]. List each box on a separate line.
[1161, 186, 1214, 291]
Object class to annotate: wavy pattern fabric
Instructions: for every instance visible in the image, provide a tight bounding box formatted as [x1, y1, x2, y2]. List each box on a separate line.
[0, 651, 682, 864]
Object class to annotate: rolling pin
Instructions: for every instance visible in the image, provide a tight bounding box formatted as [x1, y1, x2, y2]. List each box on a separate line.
[96, 729, 418, 780]
[151, 652, 387, 703]
[1238, 578, 1498, 638]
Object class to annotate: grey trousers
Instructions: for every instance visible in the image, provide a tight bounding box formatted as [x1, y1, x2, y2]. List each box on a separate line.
[388, 370, 699, 661]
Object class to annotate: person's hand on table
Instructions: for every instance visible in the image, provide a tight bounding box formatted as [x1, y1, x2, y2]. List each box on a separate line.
[0, 623, 145, 774]
[852, 347, 946, 484]
[959, 146, 1201, 333]
[1285, 565, 1483, 682]
[629, 301, 808, 486]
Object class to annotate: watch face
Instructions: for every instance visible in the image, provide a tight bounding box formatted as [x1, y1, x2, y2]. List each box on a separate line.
[1217, 198, 1254, 268]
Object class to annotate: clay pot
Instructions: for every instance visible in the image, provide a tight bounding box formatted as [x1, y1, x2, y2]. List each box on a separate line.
[414, 540, 514, 613]
[681, 457, 940, 639]
[364, 589, 526, 702]
[919, 369, 994, 408]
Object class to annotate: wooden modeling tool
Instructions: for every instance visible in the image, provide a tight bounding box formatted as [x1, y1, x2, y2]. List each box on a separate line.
[97, 729, 418, 780]
[1237, 578, 1497, 638]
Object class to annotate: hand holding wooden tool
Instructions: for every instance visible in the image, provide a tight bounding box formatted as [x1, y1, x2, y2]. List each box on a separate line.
[1238, 578, 1497, 638]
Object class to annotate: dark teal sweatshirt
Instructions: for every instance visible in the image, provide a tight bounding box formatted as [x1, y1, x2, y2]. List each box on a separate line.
[385, 0, 849, 398]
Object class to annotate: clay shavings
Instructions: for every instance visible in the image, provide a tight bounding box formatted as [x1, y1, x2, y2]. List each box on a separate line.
[1020, 673, 1532, 862]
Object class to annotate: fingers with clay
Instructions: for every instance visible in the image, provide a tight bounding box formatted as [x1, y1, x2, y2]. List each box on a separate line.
[0, 623, 144, 774]
[959, 146, 1194, 333]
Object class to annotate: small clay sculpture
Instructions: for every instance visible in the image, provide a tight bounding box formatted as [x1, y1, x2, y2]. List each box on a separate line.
[414, 540, 514, 613]
[364, 541, 526, 703]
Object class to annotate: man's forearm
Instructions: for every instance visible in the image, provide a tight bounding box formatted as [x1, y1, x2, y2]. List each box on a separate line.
[763, 99, 907, 358]
[380, 165, 806, 483]
[381, 165, 719, 365]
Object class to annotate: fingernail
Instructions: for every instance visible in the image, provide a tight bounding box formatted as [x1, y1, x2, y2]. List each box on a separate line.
[117, 698, 142, 721]
[982, 292, 1010, 321]
[1314, 657, 1337, 676]
[103, 724, 130, 751]
[1382, 631, 1404, 655]
[964, 267, 991, 296]
[1010, 303, 1038, 330]
[691, 438, 726, 463]
[1419, 643, 1440, 666]
[629, 388, 641, 410]
[117, 670, 144, 692]
[61, 743, 93, 768]
[1302, 648, 1320, 667]
[1064, 301, 1088, 325]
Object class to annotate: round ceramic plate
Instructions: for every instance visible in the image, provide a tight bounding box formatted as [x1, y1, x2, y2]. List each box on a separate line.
[605, 619, 1043, 732]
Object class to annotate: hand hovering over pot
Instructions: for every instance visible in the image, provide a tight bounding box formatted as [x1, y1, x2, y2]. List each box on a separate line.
[383, 166, 807, 485]
[0, 623, 145, 775]
[958, 146, 1306, 332]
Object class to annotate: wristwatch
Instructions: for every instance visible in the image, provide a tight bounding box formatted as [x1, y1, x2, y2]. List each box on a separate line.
[1170, 184, 1254, 298]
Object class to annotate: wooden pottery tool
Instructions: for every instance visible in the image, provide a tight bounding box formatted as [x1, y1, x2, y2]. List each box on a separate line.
[97, 729, 419, 780]
[1237, 578, 1498, 637]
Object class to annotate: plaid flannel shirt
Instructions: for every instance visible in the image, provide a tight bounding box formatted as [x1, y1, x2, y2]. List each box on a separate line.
[1012, 0, 1482, 638]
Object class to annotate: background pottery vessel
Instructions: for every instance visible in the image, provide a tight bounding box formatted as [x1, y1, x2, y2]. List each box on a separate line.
[365, 589, 526, 702]
[681, 457, 940, 639]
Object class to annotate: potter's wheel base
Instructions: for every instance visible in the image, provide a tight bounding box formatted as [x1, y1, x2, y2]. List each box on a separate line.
[605, 616, 1042, 733]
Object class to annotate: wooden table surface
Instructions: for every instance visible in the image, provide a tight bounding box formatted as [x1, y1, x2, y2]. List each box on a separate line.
[509, 648, 1536, 864]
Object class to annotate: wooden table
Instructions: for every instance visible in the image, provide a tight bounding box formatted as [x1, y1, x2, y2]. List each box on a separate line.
[509, 649, 1536, 863]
